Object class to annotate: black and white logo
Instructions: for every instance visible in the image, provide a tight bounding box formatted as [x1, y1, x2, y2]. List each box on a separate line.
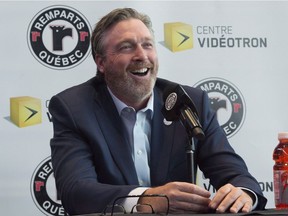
[194, 78, 246, 138]
[165, 92, 177, 110]
[27, 5, 91, 70]
[31, 157, 66, 216]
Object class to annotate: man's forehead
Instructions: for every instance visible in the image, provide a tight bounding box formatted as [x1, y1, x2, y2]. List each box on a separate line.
[109, 19, 150, 34]
[105, 19, 153, 43]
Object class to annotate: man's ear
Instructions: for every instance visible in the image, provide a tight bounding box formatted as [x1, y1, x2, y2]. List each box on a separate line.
[95, 54, 105, 73]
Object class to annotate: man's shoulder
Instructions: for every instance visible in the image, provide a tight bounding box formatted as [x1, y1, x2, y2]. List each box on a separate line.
[55, 76, 104, 97]
[49, 77, 108, 110]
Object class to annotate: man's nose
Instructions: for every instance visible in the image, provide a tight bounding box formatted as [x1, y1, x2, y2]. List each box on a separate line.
[132, 45, 148, 61]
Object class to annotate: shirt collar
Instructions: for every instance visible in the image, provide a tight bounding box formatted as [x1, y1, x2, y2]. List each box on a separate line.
[107, 86, 154, 118]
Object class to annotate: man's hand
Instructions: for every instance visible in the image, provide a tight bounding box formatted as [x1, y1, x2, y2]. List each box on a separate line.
[138, 181, 211, 213]
[209, 183, 254, 213]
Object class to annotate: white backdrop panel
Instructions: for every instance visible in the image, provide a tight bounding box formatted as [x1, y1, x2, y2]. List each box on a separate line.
[1, 1, 287, 215]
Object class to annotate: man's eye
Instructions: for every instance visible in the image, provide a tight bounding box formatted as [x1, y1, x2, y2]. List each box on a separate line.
[143, 43, 153, 49]
[119, 44, 132, 51]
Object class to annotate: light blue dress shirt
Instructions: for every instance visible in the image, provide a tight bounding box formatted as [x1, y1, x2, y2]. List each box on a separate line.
[107, 87, 153, 187]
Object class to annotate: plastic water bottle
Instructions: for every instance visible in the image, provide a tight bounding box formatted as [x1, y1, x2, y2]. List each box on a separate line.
[273, 132, 288, 209]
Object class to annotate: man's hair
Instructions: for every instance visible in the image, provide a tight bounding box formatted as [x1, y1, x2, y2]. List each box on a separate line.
[90, 8, 154, 78]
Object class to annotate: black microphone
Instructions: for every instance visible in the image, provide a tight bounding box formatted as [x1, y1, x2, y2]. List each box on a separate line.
[161, 84, 205, 140]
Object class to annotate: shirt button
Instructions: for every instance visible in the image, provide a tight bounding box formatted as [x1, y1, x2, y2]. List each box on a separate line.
[137, 150, 142, 155]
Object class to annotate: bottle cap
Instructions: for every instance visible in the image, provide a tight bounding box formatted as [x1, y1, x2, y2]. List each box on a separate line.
[278, 132, 288, 140]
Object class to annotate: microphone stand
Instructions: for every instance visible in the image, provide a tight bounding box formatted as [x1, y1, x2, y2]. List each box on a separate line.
[180, 108, 204, 185]
[186, 134, 196, 184]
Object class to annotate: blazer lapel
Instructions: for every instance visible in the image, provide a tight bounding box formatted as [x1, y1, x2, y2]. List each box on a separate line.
[93, 84, 138, 185]
[150, 88, 175, 186]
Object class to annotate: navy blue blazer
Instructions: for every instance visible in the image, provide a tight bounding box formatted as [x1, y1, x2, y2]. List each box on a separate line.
[49, 77, 267, 215]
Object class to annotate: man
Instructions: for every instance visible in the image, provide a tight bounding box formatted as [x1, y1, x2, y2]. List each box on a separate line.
[49, 7, 267, 215]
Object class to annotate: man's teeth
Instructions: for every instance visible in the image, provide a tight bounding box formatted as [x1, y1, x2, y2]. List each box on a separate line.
[131, 68, 148, 74]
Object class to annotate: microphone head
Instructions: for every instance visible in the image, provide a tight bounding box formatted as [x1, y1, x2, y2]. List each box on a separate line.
[161, 83, 181, 121]
[161, 83, 205, 140]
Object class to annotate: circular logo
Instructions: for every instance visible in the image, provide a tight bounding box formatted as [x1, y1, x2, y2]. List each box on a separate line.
[31, 157, 66, 216]
[194, 77, 246, 138]
[27, 5, 91, 70]
[165, 92, 177, 110]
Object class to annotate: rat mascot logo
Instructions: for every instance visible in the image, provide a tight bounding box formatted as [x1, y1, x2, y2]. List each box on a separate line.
[31, 157, 66, 216]
[27, 5, 91, 70]
[194, 77, 246, 138]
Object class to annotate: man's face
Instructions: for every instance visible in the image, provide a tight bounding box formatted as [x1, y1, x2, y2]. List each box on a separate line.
[96, 18, 159, 108]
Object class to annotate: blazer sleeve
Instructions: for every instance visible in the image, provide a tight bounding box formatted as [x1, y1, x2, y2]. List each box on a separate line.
[49, 94, 137, 215]
[184, 87, 267, 210]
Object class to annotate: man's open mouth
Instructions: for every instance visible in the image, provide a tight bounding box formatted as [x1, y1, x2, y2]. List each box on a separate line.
[130, 68, 150, 76]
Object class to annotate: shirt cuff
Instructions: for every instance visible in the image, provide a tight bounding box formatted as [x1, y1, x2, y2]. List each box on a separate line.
[238, 187, 258, 210]
[121, 187, 149, 213]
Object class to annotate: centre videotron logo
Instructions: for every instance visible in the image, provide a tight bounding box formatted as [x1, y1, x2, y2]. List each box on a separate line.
[164, 22, 193, 52]
[10, 96, 42, 127]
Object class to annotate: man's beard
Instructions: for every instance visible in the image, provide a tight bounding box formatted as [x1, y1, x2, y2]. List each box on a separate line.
[105, 69, 157, 104]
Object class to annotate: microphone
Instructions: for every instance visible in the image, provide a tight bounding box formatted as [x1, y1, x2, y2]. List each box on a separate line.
[161, 84, 205, 140]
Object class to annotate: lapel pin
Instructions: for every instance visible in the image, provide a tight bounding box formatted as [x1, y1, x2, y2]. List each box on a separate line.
[163, 118, 172, 126]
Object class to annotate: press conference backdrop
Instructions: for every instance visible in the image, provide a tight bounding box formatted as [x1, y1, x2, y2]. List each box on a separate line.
[1, 1, 287, 215]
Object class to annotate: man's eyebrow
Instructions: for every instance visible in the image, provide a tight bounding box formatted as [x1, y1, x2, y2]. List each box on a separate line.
[113, 36, 155, 50]
[118, 39, 135, 44]
[143, 36, 155, 42]
[118, 36, 154, 44]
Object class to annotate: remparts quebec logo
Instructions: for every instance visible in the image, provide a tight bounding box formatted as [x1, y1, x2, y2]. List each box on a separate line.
[194, 78, 246, 138]
[31, 157, 66, 216]
[27, 5, 91, 70]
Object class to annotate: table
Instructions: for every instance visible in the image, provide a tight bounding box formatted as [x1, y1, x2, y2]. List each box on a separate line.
[75, 208, 288, 216]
